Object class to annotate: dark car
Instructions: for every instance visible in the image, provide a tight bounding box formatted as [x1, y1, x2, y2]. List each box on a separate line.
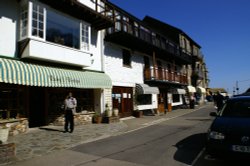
[206, 96, 250, 157]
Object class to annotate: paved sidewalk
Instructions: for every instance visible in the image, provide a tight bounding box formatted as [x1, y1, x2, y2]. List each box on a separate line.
[2, 104, 210, 165]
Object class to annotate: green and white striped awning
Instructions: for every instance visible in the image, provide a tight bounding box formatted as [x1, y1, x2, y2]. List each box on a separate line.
[0, 58, 112, 89]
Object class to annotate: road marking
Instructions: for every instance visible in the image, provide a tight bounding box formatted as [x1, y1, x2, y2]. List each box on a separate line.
[191, 147, 205, 166]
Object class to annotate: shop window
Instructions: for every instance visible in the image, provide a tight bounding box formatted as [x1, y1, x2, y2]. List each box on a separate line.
[123, 49, 131, 67]
[173, 94, 180, 103]
[137, 94, 152, 105]
[0, 88, 24, 120]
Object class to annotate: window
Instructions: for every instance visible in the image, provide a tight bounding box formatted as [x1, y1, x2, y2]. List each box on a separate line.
[32, 4, 44, 38]
[173, 94, 180, 103]
[20, 5, 28, 39]
[0, 88, 25, 120]
[81, 23, 89, 51]
[20, 2, 90, 51]
[46, 10, 80, 49]
[122, 49, 131, 67]
[144, 56, 150, 67]
[137, 94, 152, 105]
[221, 100, 250, 118]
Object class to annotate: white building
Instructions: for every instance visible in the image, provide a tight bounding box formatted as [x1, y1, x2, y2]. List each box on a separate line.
[0, 0, 113, 127]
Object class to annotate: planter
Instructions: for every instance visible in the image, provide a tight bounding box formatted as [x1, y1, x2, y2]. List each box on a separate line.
[113, 108, 119, 117]
[0, 128, 9, 143]
[92, 116, 102, 124]
[133, 111, 143, 118]
[106, 110, 113, 117]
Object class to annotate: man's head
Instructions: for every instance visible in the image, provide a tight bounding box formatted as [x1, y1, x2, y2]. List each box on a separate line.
[68, 92, 73, 98]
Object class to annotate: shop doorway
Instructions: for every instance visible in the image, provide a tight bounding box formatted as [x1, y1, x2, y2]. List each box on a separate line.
[29, 87, 45, 127]
[112, 87, 133, 118]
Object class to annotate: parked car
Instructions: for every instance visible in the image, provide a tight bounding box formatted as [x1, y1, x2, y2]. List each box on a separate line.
[206, 96, 250, 157]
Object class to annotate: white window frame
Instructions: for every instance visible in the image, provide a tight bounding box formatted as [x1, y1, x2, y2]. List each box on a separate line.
[80, 21, 91, 51]
[19, 1, 91, 52]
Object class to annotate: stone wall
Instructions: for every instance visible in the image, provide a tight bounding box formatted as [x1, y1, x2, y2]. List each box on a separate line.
[0, 118, 29, 136]
[52, 112, 95, 126]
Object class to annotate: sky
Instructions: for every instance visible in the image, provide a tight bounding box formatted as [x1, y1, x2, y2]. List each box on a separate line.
[109, 0, 250, 94]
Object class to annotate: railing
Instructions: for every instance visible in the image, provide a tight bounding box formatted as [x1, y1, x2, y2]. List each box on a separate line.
[144, 67, 188, 84]
[106, 19, 181, 56]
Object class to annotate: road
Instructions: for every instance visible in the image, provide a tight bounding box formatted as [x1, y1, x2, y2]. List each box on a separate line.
[70, 105, 213, 166]
[10, 104, 248, 166]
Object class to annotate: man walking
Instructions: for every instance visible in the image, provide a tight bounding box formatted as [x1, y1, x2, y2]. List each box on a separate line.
[64, 92, 77, 133]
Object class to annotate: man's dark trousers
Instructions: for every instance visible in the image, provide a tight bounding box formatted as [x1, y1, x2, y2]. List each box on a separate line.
[64, 109, 74, 132]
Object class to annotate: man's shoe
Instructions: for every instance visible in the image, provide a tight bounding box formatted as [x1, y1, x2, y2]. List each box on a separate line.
[63, 130, 68, 133]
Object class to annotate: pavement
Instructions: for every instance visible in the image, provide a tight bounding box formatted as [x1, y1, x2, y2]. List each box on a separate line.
[1, 104, 210, 166]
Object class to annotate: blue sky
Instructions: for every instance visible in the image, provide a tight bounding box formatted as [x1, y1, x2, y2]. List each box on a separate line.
[109, 0, 250, 94]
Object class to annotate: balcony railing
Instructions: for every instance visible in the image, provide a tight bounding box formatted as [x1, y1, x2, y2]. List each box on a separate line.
[144, 67, 188, 84]
[106, 19, 180, 53]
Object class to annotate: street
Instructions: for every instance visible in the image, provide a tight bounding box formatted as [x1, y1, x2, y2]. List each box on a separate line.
[69, 106, 211, 166]
[8, 104, 249, 166]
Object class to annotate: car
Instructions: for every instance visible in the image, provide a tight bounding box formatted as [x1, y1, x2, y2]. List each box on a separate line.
[206, 96, 250, 158]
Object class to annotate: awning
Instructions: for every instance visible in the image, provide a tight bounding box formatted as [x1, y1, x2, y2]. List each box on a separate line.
[197, 86, 206, 93]
[170, 88, 186, 94]
[187, 85, 196, 93]
[0, 58, 112, 89]
[136, 84, 159, 94]
[177, 88, 186, 94]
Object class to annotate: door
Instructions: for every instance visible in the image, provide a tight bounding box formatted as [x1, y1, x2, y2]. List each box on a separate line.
[158, 93, 165, 113]
[112, 87, 133, 118]
[29, 87, 45, 127]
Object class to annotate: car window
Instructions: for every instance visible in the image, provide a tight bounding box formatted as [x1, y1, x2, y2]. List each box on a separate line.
[220, 99, 250, 117]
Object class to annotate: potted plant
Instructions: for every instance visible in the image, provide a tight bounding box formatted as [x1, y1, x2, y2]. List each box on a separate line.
[92, 112, 102, 124]
[133, 109, 143, 118]
[0, 125, 9, 144]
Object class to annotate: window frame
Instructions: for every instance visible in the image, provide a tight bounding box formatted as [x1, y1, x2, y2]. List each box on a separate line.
[19, 1, 91, 52]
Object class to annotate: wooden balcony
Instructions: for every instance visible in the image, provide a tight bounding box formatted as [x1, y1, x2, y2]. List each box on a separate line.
[144, 67, 188, 85]
[105, 18, 192, 64]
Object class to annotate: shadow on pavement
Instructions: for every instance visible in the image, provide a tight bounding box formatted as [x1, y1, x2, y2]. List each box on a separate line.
[39, 127, 63, 132]
[173, 133, 207, 165]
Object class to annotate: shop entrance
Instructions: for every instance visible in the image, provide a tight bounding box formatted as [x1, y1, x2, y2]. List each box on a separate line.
[112, 87, 133, 118]
[29, 87, 45, 127]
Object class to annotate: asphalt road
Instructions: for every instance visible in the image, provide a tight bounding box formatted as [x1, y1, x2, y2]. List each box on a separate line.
[70, 106, 214, 166]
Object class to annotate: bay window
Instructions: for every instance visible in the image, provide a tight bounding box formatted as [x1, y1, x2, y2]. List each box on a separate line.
[19, 1, 90, 51]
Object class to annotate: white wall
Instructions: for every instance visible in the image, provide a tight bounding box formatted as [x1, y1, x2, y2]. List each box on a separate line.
[78, 0, 95, 10]
[85, 30, 103, 71]
[104, 43, 144, 87]
[0, 0, 19, 57]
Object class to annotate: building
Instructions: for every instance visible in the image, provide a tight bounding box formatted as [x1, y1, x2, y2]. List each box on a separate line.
[143, 16, 209, 104]
[0, 0, 209, 132]
[103, 1, 202, 116]
[0, 0, 114, 128]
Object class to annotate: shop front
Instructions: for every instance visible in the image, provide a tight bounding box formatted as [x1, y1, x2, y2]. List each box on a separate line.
[112, 86, 133, 118]
[0, 58, 112, 130]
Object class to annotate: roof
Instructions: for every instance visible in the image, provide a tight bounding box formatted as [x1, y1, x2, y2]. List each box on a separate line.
[143, 16, 201, 48]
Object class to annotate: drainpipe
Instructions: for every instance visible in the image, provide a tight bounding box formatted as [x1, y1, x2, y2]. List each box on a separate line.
[100, 29, 105, 113]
